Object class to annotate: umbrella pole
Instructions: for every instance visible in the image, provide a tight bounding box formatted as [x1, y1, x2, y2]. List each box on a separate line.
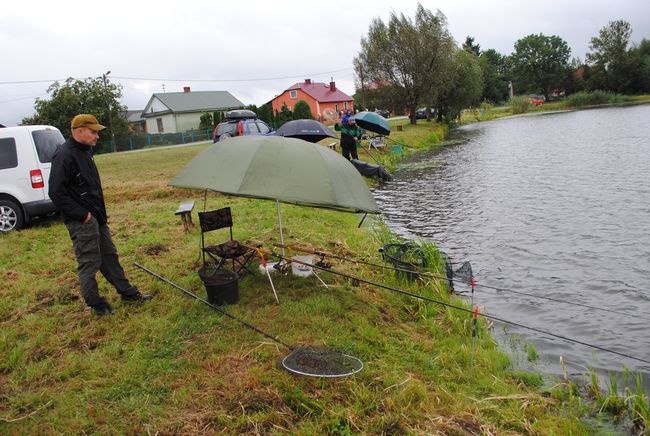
[276, 200, 286, 258]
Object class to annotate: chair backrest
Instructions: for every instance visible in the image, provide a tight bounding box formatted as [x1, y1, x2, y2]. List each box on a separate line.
[199, 207, 233, 237]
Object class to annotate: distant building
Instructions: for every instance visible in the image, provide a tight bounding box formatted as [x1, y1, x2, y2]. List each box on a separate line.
[269, 79, 354, 124]
[142, 87, 244, 133]
[124, 110, 146, 133]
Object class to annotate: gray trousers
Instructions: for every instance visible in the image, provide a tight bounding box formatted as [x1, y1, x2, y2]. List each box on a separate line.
[65, 216, 137, 307]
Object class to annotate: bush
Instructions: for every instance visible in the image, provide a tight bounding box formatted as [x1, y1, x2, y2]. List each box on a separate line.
[293, 100, 313, 119]
[509, 96, 531, 114]
[564, 91, 626, 108]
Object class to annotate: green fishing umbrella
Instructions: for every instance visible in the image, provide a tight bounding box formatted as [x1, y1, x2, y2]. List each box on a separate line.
[353, 111, 391, 136]
[171, 135, 379, 252]
[170, 135, 378, 214]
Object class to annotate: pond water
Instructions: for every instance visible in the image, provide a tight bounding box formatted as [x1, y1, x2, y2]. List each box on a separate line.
[373, 105, 650, 378]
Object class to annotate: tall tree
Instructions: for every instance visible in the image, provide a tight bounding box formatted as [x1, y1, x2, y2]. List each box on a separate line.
[436, 49, 484, 122]
[463, 36, 481, 56]
[479, 48, 511, 103]
[510, 33, 571, 100]
[586, 20, 633, 92]
[21, 77, 127, 139]
[354, 4, 455, 124]
[628, 39, 650, 93]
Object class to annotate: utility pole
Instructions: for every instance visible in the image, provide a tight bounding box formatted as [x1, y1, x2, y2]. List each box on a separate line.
[102, 71, 116, 153]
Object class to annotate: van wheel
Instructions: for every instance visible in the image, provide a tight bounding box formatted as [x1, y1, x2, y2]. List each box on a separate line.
[0, 200, 24, 232]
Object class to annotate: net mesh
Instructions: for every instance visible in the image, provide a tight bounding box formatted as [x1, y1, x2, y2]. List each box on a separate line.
[281, 346, 363, 378]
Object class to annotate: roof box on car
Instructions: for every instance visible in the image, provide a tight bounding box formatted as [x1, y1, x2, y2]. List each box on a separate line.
[225, 109, 257, 120]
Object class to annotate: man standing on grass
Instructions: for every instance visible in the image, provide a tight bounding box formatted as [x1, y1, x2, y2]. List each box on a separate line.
[49, 114, 152, 316]
[334, 116, 362, 161]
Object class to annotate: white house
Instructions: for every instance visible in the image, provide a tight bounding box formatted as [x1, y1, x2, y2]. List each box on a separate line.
[142, 87, 244, 133]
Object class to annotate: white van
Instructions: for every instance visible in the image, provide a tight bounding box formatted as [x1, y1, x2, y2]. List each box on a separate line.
[0, 125, 65, 232]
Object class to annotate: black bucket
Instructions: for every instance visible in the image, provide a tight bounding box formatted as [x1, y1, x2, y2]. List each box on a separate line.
[198, 267, 239, 305]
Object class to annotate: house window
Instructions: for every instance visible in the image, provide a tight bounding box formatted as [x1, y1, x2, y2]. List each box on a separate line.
[289, 90, 297, 99]
[335, 104, 339, 113]
[156, 118, 164, 133]
[344, 102, 349, 110]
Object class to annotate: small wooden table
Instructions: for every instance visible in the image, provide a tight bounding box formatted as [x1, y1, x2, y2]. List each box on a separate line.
[175, 200, 195, 232]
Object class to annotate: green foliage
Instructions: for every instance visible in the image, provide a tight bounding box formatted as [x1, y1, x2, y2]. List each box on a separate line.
[511, 371, 544, 387]
[625, 373, 649, 431]
[525, 342, 539, 362]
[275, 103, 293, 126]
[354, 4, 455, 124]
[462, 35, 481, 56]
[479, 49, 511, 103]
[21, 77, 128, 139]
[510, 33, 571, 100]
[198, 112, 212, 130]
[564, 91, 626, 108]
[256, 104, 273, 124]
[436, 49, 484, 123]
[586, 20, 633, 93]
[292, 100, 313, 120]
[212, 111, 224, 126]
[508, 96, 531, 114]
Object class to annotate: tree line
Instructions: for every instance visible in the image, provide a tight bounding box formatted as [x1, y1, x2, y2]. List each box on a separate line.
[354, 4, 650, 124]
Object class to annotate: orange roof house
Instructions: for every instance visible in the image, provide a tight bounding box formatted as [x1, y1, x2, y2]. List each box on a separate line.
[270, 79, 354, 124]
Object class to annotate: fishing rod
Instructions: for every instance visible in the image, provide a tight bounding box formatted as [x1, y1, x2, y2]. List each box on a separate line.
[134, 262, 365, 378]
[274, 243, 639, 320]
[134, 262, 291, 349]
[258, 248, 650, 366]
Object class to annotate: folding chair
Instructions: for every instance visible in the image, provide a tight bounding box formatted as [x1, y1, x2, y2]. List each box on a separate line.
[198, 207, 255, 276]
[367, 135, 387, 151]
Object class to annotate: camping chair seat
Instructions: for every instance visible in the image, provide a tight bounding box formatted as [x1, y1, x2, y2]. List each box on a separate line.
[199, 207, 255, 276]
[204, 240, 250, 258]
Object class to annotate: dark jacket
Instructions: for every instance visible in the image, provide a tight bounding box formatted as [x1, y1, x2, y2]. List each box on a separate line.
[49, 138, 107, 224]
[335, 123, 361, 149]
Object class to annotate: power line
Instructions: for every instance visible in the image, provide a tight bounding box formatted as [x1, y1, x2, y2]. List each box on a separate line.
[112, 68, 352, 82]
[0, 79, 65, 85]
[0, 68, 354, 86]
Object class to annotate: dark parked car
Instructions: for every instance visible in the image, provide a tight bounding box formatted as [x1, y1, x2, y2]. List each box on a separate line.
[375, 109, 390, 118]
[213, 110, 273, 142]
[415, 108, 435, 119]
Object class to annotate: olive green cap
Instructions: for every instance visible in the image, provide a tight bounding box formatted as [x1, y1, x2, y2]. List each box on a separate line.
[71, 114, 106, 131]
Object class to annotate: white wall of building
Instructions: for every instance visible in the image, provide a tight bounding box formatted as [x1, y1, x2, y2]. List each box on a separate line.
[145, 114, 176, 134]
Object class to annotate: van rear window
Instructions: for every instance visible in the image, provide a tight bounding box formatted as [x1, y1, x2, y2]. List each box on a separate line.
[217, 122, 238, 137]
[32, 129, 65, 163]
[0, 137, 18, 170]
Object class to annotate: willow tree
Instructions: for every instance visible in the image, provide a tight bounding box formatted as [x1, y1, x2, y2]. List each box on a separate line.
[436, 49, 484, 122]
[354, 4, 455, 124]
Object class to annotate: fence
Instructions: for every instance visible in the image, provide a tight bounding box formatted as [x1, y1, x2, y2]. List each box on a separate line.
[95, 129, 214, 154]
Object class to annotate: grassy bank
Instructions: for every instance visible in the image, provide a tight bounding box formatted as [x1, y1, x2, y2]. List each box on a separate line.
[460, 93, 650, 123]
[0, 122, 630, 433]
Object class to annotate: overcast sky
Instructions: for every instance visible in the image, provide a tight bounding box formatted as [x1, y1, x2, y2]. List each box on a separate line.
[1, 0, 648, 126]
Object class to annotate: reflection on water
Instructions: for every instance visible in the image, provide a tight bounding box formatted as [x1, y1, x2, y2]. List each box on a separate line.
[374, 105, 650, 377]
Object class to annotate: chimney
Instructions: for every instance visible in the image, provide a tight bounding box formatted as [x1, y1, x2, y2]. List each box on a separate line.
[305, 79, 311, 85]
[329, 80, 336, 92]
[183, 86, 191, 93]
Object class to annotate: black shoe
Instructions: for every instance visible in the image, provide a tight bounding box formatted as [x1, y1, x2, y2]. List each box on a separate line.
[121, 292, 153, 302]
[90, 303, 114, 316]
